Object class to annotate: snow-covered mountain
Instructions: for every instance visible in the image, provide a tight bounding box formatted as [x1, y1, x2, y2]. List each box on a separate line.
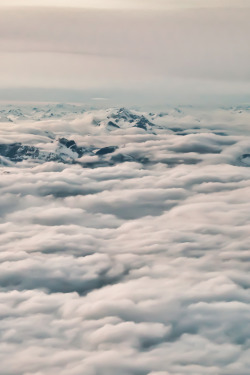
[0, 104, 250, 168]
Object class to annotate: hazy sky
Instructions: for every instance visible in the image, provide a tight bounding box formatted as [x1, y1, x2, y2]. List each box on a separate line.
[1, 0, 250, 9]
[0, 0, 249, 106]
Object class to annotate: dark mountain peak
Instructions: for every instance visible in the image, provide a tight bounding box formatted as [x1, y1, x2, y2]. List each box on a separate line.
[58, 138, 77, 149]
[134, 115, 154, 130]
[108, 108, 155, 131]
[96, 146, 118, 156]
[0, 143, 39, 162]
[110, 108, 139, 123]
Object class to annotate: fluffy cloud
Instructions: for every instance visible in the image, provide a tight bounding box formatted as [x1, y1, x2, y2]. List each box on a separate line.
[0, 105, 250, 374]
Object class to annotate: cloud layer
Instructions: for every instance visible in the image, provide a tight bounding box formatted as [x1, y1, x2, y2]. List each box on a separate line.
[0, 105, 250, 374]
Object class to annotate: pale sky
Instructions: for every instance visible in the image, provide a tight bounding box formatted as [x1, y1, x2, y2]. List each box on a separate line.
[1, 0, 250, 9]
[0, 0, 249, 106]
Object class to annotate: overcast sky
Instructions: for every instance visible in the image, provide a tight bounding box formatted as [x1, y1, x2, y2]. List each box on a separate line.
[0, 0, 250, 106]
[1, 0, 250, 9]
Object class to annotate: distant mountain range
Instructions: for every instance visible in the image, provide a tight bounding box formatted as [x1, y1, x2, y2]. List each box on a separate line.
[0, 105, 250, 168]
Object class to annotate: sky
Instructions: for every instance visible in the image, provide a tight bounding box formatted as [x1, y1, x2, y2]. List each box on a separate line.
[0, 0, 250, 106]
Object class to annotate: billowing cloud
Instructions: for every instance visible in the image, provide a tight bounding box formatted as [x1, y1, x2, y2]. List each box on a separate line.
[0, 104, 250, 374]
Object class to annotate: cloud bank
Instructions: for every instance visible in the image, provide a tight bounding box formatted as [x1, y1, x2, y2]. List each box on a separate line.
[0, 105, 250, 374]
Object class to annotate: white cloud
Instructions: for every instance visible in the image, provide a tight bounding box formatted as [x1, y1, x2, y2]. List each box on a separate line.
[0, 105, 250, 374]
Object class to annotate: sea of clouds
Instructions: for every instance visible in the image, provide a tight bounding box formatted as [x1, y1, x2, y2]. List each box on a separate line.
[0, 105, 250, 375]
